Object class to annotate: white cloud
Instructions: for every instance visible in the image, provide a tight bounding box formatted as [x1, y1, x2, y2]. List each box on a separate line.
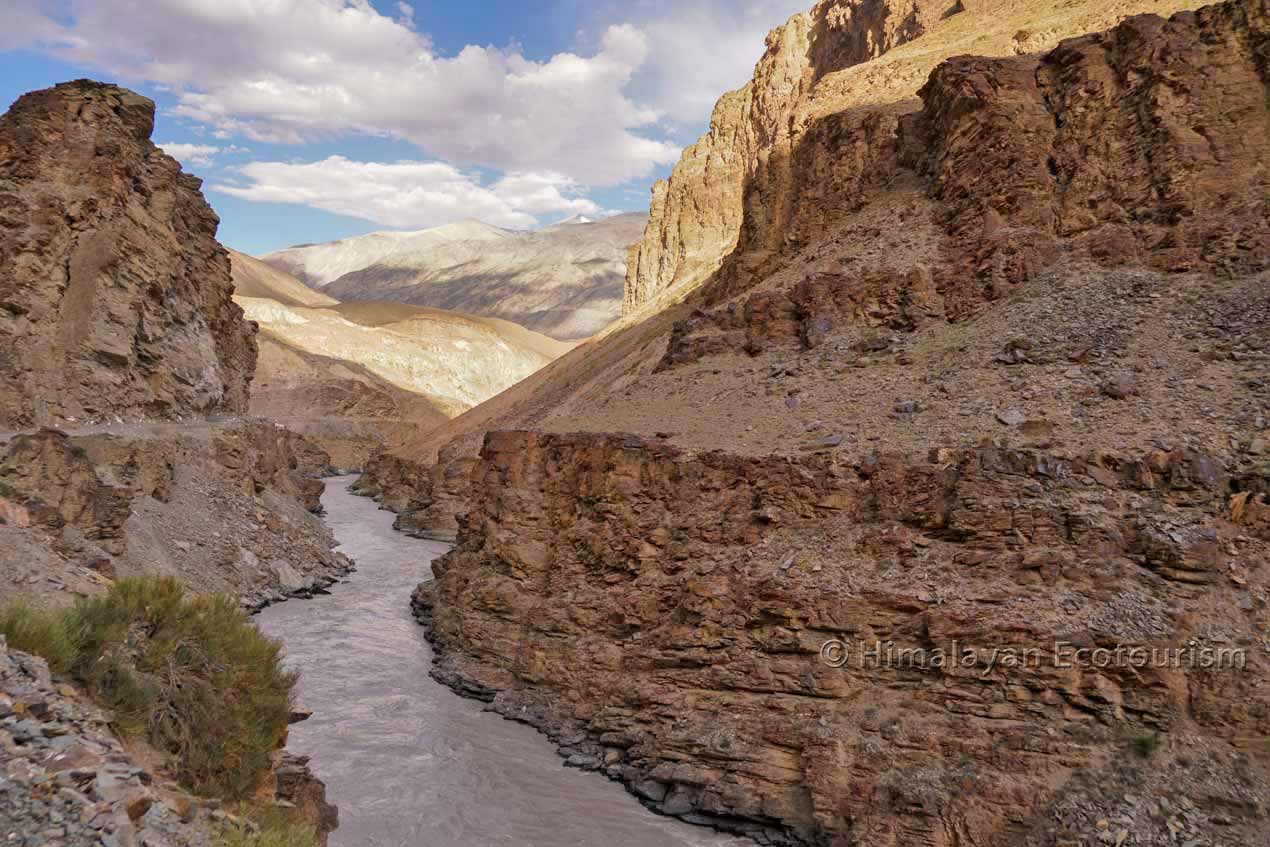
[567, 0, 808, 129]
[0, 4, 63, 51]
[488, 172, 601, 218]
[156, 141, 222, 167]
[633, 1, 809, 127]
[213, 156, 600, 230]
[4, 0, 810, 230]
[11, 0, 680, 186]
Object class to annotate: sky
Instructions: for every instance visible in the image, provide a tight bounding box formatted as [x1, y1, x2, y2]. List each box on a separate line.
[0, 0, 807, 255]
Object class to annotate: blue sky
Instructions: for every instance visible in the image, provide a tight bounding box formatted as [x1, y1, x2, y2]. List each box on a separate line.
[2, 1, 805, 255]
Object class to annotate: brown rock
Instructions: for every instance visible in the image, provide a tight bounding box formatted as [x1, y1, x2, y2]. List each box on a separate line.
[1102, 372, 1140, 400]
[646, 0, 1270, 366]
[0, 81, 256, 428]
[421, 430, 1270, 846]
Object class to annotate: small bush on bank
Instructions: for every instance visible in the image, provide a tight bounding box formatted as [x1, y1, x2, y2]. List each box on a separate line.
[214, 809, 318, 847]
[0, 599, 78, 672]
[0, 576, 296, 800]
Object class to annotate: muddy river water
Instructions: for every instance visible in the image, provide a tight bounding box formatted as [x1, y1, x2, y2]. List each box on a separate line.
[257, 476, 745, 847]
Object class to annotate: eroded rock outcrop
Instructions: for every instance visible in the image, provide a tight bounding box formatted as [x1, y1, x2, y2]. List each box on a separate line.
[624, 0, 1222, 317]
[660, 0, 1270, 367]
[623, 0, 945, 314]
[0, 421, 350, 609]
[0, 80, 256, 429]
[420, 430, 1270, 846]
[356, 439, 477, 543]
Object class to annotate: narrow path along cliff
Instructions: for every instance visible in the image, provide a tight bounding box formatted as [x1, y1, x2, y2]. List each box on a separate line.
[256, 477, 747, 847]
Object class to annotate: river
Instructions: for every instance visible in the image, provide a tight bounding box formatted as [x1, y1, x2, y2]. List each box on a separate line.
[256, 476, 746, 847]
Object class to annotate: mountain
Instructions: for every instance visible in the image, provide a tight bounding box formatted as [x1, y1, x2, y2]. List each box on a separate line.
[262, 219, 512, 289]
[227, 248, 339, 308]
[238, 298, 570, 415]
[365, 1, 1270, 845]
[261, 212, 648, 340]
[230, 253, 572, 466]
[0, 80, 354, 605]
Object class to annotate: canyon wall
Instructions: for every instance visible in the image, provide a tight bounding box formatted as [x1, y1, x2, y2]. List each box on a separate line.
[0, 421, 351, 609]
[661, 0, 1270, 367]
[623, 0, 933, 314]
[0, 80, 351, 609]
[365, 0, 1267, 538]
[0, 79, 343, 843]
[0, 80, 256, 429]
[421, 430, 1269, 846]
[623, 0, 1222, 316]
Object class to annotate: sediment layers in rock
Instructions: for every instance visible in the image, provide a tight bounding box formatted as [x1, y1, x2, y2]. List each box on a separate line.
[0, 81, 257, 428]
[662, 0, 1270, 367]
[419, 430, 1269, 846]
[0, 421, 350, 609]
[624, 0, 1224, 317]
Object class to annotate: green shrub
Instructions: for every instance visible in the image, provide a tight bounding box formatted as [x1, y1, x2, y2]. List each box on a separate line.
[214, 809, 318, 847]
[1131, 731, 1161, 758]
[0, 577, 296, 800]
[0, 600, 79, 672]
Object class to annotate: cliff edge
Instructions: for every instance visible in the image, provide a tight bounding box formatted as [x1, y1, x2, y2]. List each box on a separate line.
[0, 80, 256, 429]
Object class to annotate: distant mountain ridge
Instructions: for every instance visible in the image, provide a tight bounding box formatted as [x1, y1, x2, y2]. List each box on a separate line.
[260, 212, 648, 340]
[228, 248, 339, 308]
[228, 253, 571, 467]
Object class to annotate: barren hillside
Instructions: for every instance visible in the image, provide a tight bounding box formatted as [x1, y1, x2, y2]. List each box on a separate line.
[263, 213, 648, 340]
[231, 255, 573, 466]
[229, 247, 340, 307]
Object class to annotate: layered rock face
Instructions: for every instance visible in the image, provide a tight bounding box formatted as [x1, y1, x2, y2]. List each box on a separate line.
[421, 430, 1270, 846]
[354, 439, 476, 542]
[662, 0, 1270, 366]
[0, 422, 350, 609]
[0, 81, 256, 428]
[623, 0, 1220, 316]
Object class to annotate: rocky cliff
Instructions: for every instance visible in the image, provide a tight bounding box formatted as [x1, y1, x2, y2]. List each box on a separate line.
[0, 421, 351, 610]
[0, 80, 256, 429]
[660, 0, 1270, 367]
[623, 0, 1223, 316]
[421, 428, 1269, 845]
[373, 0, 1270, 844]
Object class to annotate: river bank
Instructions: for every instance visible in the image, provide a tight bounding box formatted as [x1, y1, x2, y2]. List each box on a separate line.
[257, 476, 745, 847]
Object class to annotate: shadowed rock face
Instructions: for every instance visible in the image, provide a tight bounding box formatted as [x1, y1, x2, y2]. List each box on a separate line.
[421, 429, 1270, 846]
[623, 0, 1230, 318]
[661, 0, 1270, 367]
[0, 80, 257, 428]
[624, 0, 949, 316]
